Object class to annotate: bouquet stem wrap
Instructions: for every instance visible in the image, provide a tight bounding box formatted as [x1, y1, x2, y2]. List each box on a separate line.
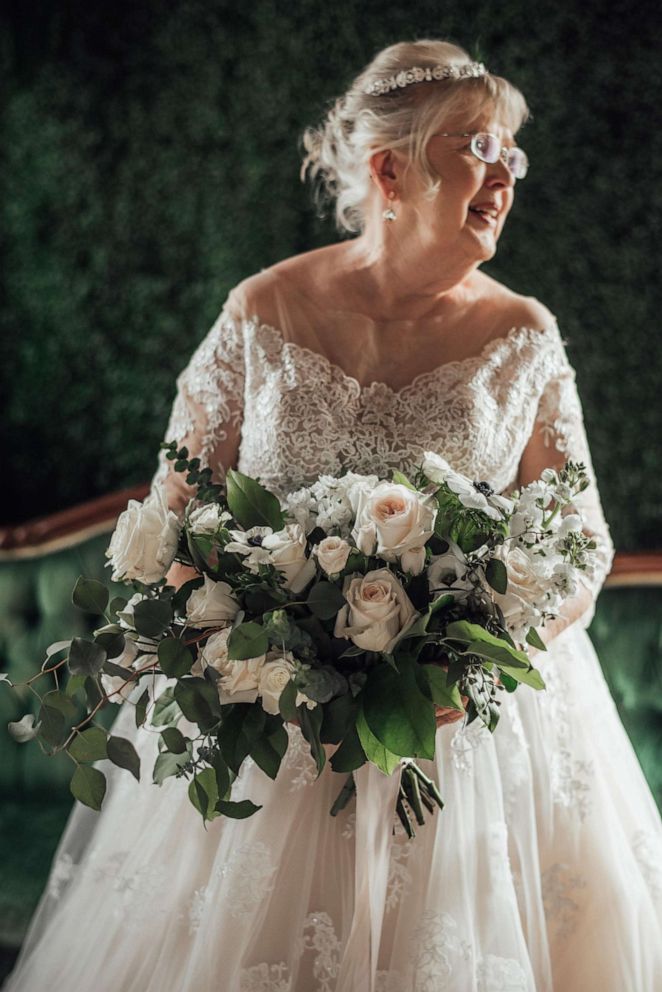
[337, 762, 403, 991]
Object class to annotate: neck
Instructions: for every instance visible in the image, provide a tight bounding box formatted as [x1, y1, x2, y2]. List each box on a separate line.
[341, 211, 481, 321]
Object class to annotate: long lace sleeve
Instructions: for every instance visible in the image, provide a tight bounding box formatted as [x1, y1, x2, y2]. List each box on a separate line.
[149, 307, 246, 516]
[518, 323, 615, 630]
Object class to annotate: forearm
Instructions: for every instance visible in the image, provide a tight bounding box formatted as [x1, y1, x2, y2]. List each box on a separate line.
[165, 560, 199, 591]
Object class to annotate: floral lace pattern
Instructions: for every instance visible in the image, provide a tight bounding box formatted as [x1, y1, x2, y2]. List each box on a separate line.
[296, 912, 342, 992]
[218, 841, 277, 920]
[631, 829, 662, 900]
[541, 862, 587, 939]
[449, 717, 492, 774]
[282, 723, 319, 791]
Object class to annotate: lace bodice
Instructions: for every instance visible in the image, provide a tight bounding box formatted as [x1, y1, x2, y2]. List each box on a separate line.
[150, 290, 614, 627]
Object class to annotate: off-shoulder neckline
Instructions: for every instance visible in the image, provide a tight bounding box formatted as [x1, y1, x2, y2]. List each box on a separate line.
[235, 313, 561, 398]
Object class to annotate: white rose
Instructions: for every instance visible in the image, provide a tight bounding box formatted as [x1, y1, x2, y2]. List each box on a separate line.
[105, 484, 181, 585]
[486, 546, 549, 635]
[192, 628, 264, 705]
[188, 503, 229, 534]
[333, 568, 418, 653]
[186, 574, 240, 628]
[350, 482, 437, 561]
[313, 536, 352, 576]
[100, 640, 143, 704]
[261, 523, 316, 594]
[258, 650, 297, 715]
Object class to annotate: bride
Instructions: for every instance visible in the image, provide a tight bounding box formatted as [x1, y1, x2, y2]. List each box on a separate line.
[5, 38, 662, 992]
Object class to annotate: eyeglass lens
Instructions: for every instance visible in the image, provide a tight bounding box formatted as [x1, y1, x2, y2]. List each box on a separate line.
[472, 133, 528, 179]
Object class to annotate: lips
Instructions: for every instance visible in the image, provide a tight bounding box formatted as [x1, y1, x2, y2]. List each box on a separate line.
[468, 203, 500, 220]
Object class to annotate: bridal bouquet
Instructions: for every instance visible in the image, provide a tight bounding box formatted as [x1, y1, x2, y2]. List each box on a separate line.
[3, 445, 598, 837]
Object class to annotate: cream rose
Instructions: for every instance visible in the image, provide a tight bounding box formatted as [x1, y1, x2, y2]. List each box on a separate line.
[105, 484, 181, 585]
[261, 523, 316, 594]
[192, 628, 265, 705]
[350, 482, 436, 563]
[333, 568, 418, 653]
[186, 574, 240, 628]
[486, 545, 548, 634]
[257, 650, 297, 715]
[313, 536, 352, 576]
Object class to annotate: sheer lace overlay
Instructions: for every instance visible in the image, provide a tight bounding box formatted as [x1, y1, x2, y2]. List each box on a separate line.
[5, 286, 661, 992]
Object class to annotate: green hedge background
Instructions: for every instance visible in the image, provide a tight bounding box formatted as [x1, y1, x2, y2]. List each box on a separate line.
[1, 0, 660, 547]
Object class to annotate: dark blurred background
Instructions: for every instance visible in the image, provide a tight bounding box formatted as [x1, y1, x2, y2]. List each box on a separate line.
[0, 0, 660, 546]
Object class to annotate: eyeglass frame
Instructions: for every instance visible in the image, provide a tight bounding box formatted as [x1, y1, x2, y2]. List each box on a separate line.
[433, 131, 529, 179]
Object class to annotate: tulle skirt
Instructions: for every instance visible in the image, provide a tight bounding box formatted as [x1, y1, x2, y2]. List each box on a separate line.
[4, 622, 662, 992]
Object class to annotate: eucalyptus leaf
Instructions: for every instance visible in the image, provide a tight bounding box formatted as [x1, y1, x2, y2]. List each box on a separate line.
[215, 798, 262, 819]
[329, 724, 366, 773]
[299, 703, 325, 776]
[133, 599, 173, 639]
[188, 767, 220, 822]
[68, 638, 107, 677]
[485, 557, 508, 595]
[72, 576, 109, 615]
[158, 638, 194, 678]
[37, 703, 68, 747]
[68, 727, 108, 763]
[153, 745, 192, 785]
[306, 581, 346, 620]
[161, 726, 187, 754]
[227, 622, 268, 661]
[107, 736, 141, 781]
[70, 765, 106, 811]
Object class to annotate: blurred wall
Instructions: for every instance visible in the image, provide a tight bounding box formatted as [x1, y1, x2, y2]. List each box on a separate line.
[1, 0, 660, 548]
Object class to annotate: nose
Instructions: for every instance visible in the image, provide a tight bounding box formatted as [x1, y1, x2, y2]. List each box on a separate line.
[485, 156, 516, 189]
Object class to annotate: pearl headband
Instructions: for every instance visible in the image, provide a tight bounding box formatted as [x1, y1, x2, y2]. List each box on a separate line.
[364, 61, 487, 97]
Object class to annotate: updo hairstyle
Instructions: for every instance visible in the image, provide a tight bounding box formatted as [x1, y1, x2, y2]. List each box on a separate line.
[300, 39, 530, 235]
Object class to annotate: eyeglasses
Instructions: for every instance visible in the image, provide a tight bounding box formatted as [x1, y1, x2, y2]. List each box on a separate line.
[434, 132, 529, 180]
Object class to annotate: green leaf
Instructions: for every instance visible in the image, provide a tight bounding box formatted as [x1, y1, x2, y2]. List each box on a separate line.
[499, 671, 518, 693]
[8, 713, 41, 742]
[153, 745, 192, 785]
[68, 638, 107, 677]
[95, 631, 126, 659]
[44, 640, 72, 660]
[391, 470, 416, 490]
[174, 678, 220, 732]
[485, 557, 508, 595]
[362, 659, 436, 759]
[68, 727, 108, 762]
[526, 626, 548, 651]
[225, 469, 284, 531]
[465, 639, 531, 670]
[161, 726, 187, 753]
[151, 686, 181, 728]
[107, 736, 141, 781]
[320, 693, 358, 744]
[497, 664, 546, 690]
[306, 581, 346, 620]
[216, 704, 255, 774]
[41, 689, 78, 721]
[329, 724, 366, 773]
[226, 622, 268, 661]
[445, 621, 530, 665]
[299, 703, 326, 776]
[37, 703, 68, 747]
[188, 767, 221, 822]
[108, 596, 128, 618]
[356, 705, 400, 775]
[158, 638, 194, 678]
[72, 576, 109, 615]
[420, 666, 465, 711]
[133, 599, 173, 639]
[134, 688, 150, 727]
[215, 799, 262, 819]
[278, 679, 298, 723]
[70, 765, 106, 811]
[250, 722, 288, 780]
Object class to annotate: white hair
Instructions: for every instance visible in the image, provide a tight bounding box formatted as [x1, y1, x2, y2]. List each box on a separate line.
[300, 39, 531, 236]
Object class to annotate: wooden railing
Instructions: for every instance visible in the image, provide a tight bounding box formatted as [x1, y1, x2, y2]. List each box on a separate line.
[0, 487, 660, 583]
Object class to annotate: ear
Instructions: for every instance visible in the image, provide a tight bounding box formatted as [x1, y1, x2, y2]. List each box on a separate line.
[369, 148, 400, 201]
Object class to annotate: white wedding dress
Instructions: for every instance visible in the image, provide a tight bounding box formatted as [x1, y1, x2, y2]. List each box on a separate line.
[5, 273, 662, 992]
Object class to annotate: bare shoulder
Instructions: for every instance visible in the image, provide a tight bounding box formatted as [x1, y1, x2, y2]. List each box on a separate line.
[227, 245, 342, 324]
[473, 272, 557, 340]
